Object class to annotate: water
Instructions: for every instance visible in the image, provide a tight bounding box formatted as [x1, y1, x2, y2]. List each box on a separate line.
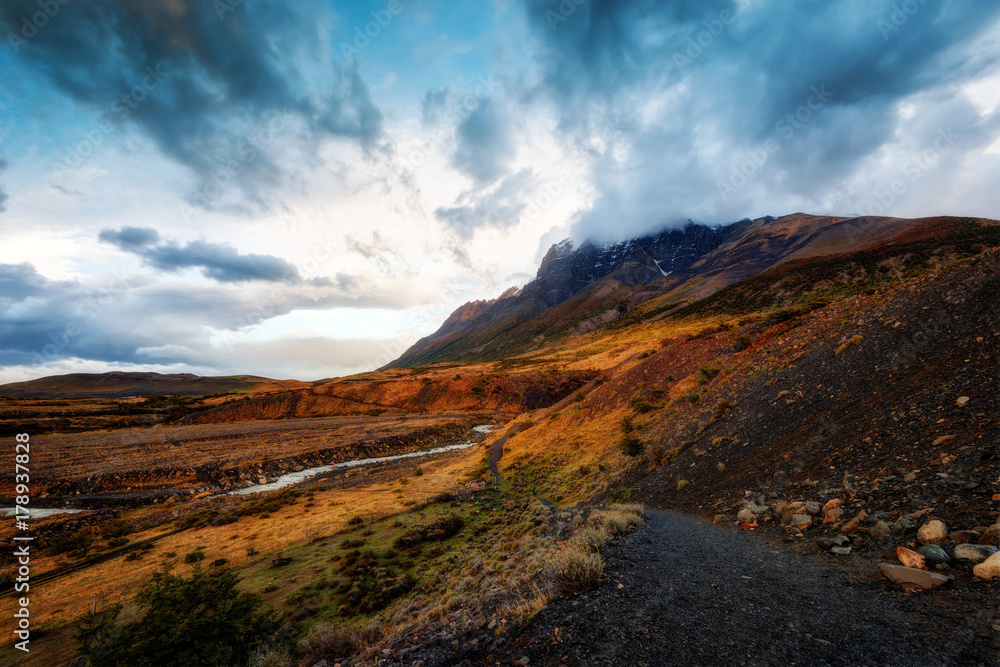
[0, 507, 87, 518]
[230, 424, 497, 496]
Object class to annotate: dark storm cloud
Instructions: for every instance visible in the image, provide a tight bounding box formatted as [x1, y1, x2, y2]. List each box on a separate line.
[99, 226, 300, 283]
[0, 0, 384, 210]
[451, 98, 515, 185]
[435, 169, 535, 239]
[520, 0, 1000, 240]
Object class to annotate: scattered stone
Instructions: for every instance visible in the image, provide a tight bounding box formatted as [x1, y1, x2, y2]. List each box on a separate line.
[488, 620, 497, 630]
[713, 514, 729, 525]
[790, 514, 813, 530]
[892, 516, 914, 536]
[841, 516, 864, 534]
[949, 530, 981, 545]
[896, 546, 926, 570]
[903, 473, 917, 482]
[823, 508, 844, 524]
[917, 545, 949, 565]
[878, 564, 952, 590]
[832, 535, 850, 547]
[954, 543, 998, 565]
[917, 520, 948, 545]
[978, 524, 1000, 547]
[815, 537, 834, 551]
[956, 396, 969, 406]
[804, 501, 821, 515]
[717, 461, 726, 472]
[931, 435, 956, 446]
[821, 498, 842, 512]
[972, 552, 1000, 580]
[517, 657, 531, 666]
[869, 521, 893, 542]
[830, 546, 851, 556]
[737, 509, 755, 523]
[312, 661, 328, 667]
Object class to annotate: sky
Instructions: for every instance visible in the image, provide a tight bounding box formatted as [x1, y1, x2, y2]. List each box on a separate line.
[0, 0, 999, 383]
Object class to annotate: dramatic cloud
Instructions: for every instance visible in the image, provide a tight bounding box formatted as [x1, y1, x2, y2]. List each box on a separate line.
[519, 0, 1000, 240]
[0, 261, 418, 372]
[421, 87, 452, 126]
[100, 227, 301, 283]
[451, 98, 516, 185]
[0, 0, 385, 211]
[435, 169, 536, 239]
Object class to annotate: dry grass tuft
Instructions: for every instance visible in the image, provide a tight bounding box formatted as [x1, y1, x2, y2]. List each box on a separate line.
[552, 544, 604, 594]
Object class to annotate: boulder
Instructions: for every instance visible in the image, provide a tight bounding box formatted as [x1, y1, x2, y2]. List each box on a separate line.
[830, 546, 851, 556]
[917, 520, 948, 545]
[821, 498, 842, 512]
[841, 515, 864, 534]
[878, 564, 952, 590]
[917, 545, 949, 565]
[737, 509, 755, 523]
[978, 523, 1000, 547]
[804, 501, 821, 515]
[790, 514, 813, 530]
[953, 543, 998, 565]
[896, 546, 926, 570]
[815, 537, 834, 551]
[713, 514, 730, 525]
[972, 552, 1000, 580]
[869, 521, 893, 542]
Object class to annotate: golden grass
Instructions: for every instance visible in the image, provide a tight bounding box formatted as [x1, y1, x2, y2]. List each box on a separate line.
[0, 447, 483, 633]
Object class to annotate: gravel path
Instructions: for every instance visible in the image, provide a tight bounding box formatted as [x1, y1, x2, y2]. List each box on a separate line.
[491, 510, 999, 666]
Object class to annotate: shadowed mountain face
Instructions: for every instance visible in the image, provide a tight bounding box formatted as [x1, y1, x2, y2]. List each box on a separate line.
[0, 371, 305, 398]
[389, 214, 993, 367]
[389, 221, 758, 367]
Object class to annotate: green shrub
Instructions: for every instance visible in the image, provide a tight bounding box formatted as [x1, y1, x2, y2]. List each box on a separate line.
[629, 396, 656, 413]
[696, 363, 722, 384]
[75, 567, 280, 666]
[621, 435, 645, 457]
[100, 519, 133, 541]
[107, 537, 129, 549]
[183, 549, 205, 564]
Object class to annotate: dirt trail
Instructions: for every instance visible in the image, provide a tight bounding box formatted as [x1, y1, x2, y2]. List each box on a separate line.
[489, 510, 999, 666]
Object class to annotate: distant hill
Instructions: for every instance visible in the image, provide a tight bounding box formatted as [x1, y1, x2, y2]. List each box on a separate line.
[388, 214, 999, 367]
[0, 371, 306, 399]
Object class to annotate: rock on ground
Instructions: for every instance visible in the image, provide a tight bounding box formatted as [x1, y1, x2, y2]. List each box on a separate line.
[917, 520, 948, 545]
[878, 564, 952, 590]
[972, 552, 1000, 580]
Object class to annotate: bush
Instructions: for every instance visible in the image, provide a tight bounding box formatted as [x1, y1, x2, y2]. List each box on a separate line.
[301, 619, 383, 665]
[75, 568, 280, 666]
[183, 549, 205, 564]
[734, 334, 753, 351]
[619, 415, 636, 434]
[696, 363, 722, 384]
[100, 519, 133, 541]
[629, 396, 656, 413]
[413, 467, 423, 477]
[646, 444, 667, 469]
[553, 545, 603, 593]
[621, 435, 645, 457]
[393, 515, 464, 550]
